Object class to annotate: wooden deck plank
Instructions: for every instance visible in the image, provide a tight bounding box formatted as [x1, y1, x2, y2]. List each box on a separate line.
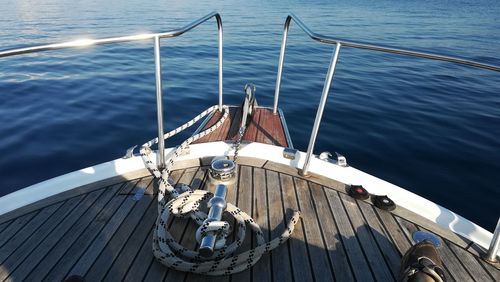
[0, 171, 150, 225]
[84, 177, 154, 281]
[479, 258, 500, 281]
[264, 110, 278, 146]
[373, 208, 412, 256]
[243, 107, 261, 142]
[0, 211, 39, 249]
[0, 195, 84, 281]
[67, 193, 136, 276]
[221, 164, 239, 282]
[266, 170, 293, 282]
[1, 162, 499, 281]
[339, 193, 394, 281]
[280, 173, 314, 282]
[143, 170, 193, 282]
[255, 109, 287, 147]
[466, 243, 500, 277]
[68, 179, 151, 278]
[216, 107, 236, 142]
[104, 191, 159, 281]
[271, 112, 288, 147]
[123, 226, 156, 282]
[42, 182, 135, 281]
[207, 109, 230, 143]
[251, 167, 272, 282]
[0, 221, 11, 234]
[357, 200, 402, 278]
[118, 179, 142, 195]
[309, 184, 355, 281]
[293, 178, 335, 281]
[193, 111, 224, 144]
[144, 224, 187, 280]
[20, 187, 111, 281]
[192, 107, 287, 147]
[227, 106, 243, 140]
[231, 166, 254, 281]
[160, 168, 208, 282]
[0, 201, 63, 266]
[255, 108, 273, 145]
[447, 241, 494, 281]
[324, 188, 375, 281]
[192, 107, 236, 144]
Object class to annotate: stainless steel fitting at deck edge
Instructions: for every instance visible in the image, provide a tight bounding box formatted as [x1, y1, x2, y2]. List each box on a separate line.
[483, 217, 500, 263]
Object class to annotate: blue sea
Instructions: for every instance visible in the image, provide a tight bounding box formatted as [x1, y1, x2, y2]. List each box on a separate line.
[0, 0, 499, 230]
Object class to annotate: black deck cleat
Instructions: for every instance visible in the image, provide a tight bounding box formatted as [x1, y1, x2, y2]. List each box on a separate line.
[348, 185, 369, 200]
[372, 195, 396, 211]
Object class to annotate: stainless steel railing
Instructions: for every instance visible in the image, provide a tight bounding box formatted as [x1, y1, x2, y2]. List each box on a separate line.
[0, 11, 224, 169]
[273, 13, 500, 176]
[482, 217, 500, 263]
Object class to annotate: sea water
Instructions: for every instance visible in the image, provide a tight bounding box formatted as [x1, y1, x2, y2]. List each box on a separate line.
[0, 0, 499, 230]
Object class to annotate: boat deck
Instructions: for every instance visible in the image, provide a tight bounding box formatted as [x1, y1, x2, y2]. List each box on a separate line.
[193, 106, 290, 148]
[0, 158, 498, 282]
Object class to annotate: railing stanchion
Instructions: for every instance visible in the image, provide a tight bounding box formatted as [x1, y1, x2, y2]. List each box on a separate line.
[301, 43, 341, 176]
[0, 11, 225, 168]
[273, 16, 291, 115]
[216, 14, 223, 112]
[154, 35, 165, 169]
[483, 217, 500, 263]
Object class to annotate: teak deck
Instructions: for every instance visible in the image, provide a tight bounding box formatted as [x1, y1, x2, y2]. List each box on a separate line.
[193, 106, 289, 148]
[0, 159, 498, 282]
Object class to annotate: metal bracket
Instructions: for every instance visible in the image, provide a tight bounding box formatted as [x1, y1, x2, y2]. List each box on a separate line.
[335, 152, 348, 167]
[241, 83, 257, 128]
[319, 151, 348, 167]
[283, 148, 298, 160]
[123, 145, 137, 159]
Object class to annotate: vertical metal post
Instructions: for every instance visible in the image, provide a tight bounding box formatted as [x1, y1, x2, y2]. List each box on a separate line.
[273, 16, 291, 114]
[483, 217, 500, 263]
[301, 43, 342, 176]
[216, 15, 223, 112]
[154, 36, 165, 169]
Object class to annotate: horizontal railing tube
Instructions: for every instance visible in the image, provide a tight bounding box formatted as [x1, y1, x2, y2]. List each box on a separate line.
[273, 13, 500, 113]
[0, 12, 224, 169]
[0, 11, 224, 113]
[0, 11, 223, 57]
[301, 43, 342, 176]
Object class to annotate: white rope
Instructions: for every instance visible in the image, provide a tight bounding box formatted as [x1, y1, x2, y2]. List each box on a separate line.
[140, 105, 300, 275]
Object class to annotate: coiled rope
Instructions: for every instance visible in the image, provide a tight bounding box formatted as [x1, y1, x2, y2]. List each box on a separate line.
[140, 105, 300, 275]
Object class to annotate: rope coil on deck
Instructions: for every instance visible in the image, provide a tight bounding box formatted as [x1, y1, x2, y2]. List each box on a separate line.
[140, 105, 300, 275]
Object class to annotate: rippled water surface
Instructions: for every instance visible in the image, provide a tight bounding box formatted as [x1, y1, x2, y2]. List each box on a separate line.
[0, 0, 499, 229]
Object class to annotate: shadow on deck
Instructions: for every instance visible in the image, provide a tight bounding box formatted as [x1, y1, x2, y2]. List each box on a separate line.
[0, 159, 498, 281]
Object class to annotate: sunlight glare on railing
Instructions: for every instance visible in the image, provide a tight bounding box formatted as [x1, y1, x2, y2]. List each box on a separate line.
[64, 38, 95, 47]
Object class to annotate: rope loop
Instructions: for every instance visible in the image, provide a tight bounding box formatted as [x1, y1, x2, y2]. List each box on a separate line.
[140, 105, 300, 275]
